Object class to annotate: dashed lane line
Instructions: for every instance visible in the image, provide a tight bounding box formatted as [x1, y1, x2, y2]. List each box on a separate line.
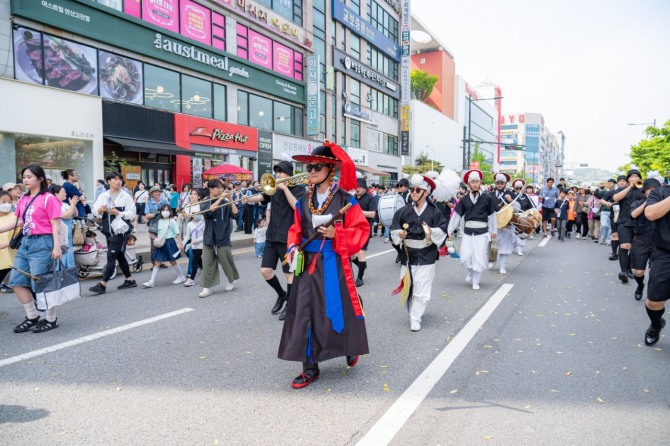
[0, 308, 194, 368]
[538, 236, 551, 247]
[356, 284, 515, 446]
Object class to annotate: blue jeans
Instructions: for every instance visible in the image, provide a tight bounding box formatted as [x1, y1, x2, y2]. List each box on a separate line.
[9, 235, 54, 290]
[255, 242, 265, 257]
[186, 248, 193, 276]
[599, 211, 612, 243]
[237, 205, 245, 230]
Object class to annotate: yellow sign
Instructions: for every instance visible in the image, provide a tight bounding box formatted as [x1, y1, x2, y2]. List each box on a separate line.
[400, 105, 410, 132]
[122, 165, 141, 191]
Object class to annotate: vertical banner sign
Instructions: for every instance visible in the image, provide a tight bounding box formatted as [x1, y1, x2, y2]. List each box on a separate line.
[306, 54, 321, 136]
[399, 0, 411, 155]
[257, 130, 274, 179]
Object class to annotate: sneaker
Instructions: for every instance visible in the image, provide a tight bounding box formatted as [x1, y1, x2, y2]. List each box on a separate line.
[517, 249, 524, 256]
[33, 318, 58, 333]
[472, 283, 480, 290]
[465, 273, 472, 283]
[117, 279, 137, 290]
[355, 278, 364, 287]
[224, 281, 236, 292]
[410, 321, 421, 332]
[183, 278, 195, 287]
[142, 281, 155, 288]
[198, 288, 212, 298]
[609, 253, 619, 261]
[487, 262, 495, 270]
[172, 276, 187, 284]
[384, 238, 389, 243]
[0, 284, 13, 294]
[618, 272, 629, 284]
[88, 282, 107, 295]
[499, 266, 507, 275]
[576, 234, 581, 239]
[13, 316, 40, 333]
[645, 318, 666, 346]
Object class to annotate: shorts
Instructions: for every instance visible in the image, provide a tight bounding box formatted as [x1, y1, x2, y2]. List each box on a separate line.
[541, 208, 554, 221]
[647, 249, 670, 302]
[8, 235, 55, 290]
[618, 225, 634, 244]
[261, 240, 290, 274]
[610, 220, 618, 234]
[630, 234, 653, 270]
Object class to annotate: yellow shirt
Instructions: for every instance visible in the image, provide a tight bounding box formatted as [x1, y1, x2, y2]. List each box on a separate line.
[0, 214, 18, 270]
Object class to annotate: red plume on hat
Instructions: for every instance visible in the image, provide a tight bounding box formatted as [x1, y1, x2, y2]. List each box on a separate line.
[323, 141, 357, 191]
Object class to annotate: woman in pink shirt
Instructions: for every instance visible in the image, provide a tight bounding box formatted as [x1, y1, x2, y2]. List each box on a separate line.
[0, 165, 63, 333]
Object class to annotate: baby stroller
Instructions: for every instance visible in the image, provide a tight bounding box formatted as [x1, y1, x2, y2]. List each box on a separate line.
[73, 219, 143, 279]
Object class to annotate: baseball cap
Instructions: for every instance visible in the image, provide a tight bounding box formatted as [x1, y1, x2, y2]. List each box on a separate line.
[2, 182, 18, 191]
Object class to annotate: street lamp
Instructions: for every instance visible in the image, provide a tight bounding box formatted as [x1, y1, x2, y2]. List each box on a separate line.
[464, 95, 503, 170]
[628, 120, 656, 127]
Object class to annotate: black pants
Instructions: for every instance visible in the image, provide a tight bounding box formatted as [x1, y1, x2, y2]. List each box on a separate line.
[0, 268, 10, 284]
[243, 207, 253, 234]
[576, 213, 588, 237]
[189, 248, 203, 280]
[103, 233, 131, 281]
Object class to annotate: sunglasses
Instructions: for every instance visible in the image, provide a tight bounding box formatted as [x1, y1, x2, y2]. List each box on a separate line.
[305, 163, 325, 172]
[514, 187, 522, 190]
[411, 187, 425, 194]
[495, 181, 506, 185]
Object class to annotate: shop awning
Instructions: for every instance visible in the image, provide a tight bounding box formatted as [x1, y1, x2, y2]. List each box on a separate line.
[105, 137, 191, 156]
[355, 164, 391, 176]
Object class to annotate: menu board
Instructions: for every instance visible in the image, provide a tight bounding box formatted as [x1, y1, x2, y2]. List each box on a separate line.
[13, 27, 98, 95]
[98, 51, 144, 104]
[142, 0, 179, 33]
[248, 30, 272, 70]
[180, 0, 211, 45]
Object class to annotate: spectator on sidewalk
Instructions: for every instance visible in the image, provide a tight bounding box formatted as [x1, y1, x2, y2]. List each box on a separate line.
[143, 204, 185, 288]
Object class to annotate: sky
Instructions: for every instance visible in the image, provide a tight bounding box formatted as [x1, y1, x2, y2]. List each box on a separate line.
[411, 0, 670, 173]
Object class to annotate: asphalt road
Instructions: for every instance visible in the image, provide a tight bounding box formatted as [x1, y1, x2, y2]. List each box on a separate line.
[1, 233, 669, 445]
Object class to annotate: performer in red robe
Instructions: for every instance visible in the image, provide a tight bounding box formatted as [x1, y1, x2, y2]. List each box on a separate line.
[278, 142, 370, 389]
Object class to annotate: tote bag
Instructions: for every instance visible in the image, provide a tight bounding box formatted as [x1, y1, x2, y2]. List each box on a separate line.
[34, 260, 81, 311]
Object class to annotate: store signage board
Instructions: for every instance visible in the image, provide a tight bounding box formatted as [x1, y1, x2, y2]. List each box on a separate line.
[11, 0, 304, 102]
[273, 134, 317, 158]
[257, 130, 274, 178]
[333, 49, 399, 99]
[332, 0, 399, 62]
[306, 54, 320, 136]
[174, 114, 259, 152]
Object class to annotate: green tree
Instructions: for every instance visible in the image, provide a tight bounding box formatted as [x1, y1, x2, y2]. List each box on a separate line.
[471, 144, 494, 184]
[410, 69, 439, 101]
[626, 120, 670, 177]
[402, 151, 443, 176]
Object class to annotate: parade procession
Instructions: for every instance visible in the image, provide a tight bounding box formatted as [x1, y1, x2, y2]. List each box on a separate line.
[2, 0, 669, 443]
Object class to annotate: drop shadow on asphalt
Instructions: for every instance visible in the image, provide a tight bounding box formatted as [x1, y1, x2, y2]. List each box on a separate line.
[0, 405, 50, 424]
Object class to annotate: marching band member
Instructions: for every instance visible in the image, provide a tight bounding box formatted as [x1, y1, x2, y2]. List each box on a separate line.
[351, 176, 376, 287]
[613, 169, 644, 283]
[488, 173, 516, 274]
[630, 178, 661, 301]
[278, 142, 370, 389]
[447, 169, 497, 290]
[390, 175, 448, 332]
[511, 178, 533, 255]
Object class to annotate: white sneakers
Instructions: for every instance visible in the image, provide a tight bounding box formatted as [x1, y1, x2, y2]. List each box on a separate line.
[142, 281, 155, 288]
[517, 248, 524, 256]
[198, 288, 212, 298]
[172, 276, 186, 284]
[224, 281, 237, 292]
[410, 320, 421, 332]
[183, 278, 195, 287]
[472, 283, 480, 290]
[499, 266, 507, 275]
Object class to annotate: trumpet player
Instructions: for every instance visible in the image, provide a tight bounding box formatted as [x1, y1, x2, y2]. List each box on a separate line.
[197, 179, 240, 298]
[243, 161, 306, 320]
[613, 169, 644, 284]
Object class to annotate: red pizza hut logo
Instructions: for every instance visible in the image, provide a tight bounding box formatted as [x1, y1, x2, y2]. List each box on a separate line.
[190, 127, 250, 144]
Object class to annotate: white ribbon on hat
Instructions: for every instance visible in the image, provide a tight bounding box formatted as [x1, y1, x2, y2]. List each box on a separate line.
[495, 173, 507, 183]
[468, 171, 481, 182]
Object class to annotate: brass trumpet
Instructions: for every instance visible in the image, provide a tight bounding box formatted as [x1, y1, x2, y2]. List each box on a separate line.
[260, 172, 309, 195]
[635, 180, 644, 188]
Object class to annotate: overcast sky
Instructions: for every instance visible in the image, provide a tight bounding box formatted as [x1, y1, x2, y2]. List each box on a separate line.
[412, 0, 670, 172]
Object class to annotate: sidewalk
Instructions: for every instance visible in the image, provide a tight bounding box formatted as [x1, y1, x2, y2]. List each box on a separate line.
[97, 221, 255, 257]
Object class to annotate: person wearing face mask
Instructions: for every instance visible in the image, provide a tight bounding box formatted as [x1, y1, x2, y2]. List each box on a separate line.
[0, 191, 17, 294]
[182, 196, 205, 288]
[143, 204, 185, 288]
[390, 174, 448, 332]
[447, 169, 497, 290]
[88, 172, 137, 295]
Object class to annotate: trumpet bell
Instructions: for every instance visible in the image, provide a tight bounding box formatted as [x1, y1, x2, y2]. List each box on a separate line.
[635, 180, 644, 188]
[260, 172, 309, 195]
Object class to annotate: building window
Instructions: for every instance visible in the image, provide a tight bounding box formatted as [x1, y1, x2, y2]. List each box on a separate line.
[249, 94, 273, 130]
[212, 12, 226, 52]
[238, 91, 303, 136]
[213, 84, 227, 121]
[237, 24, 249, 59]
[182, 75, 212, 118]
[237, 91, 249, 125]
[255, 0, 302, 26]
[350, 79, 361, 105]
[350, 121, 360, 147]
[350, 0, 361, 15]
[350, 34, 361, 60]
[144, 64, 180, 112]
[368, 87, 398, 118]
[367, 46, 398, 81]
[274, 101, 292, 134]
[366, 0, 399, 42]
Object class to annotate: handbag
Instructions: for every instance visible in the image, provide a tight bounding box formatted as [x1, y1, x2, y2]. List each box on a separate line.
[9, 193, 42, 249]
[153, 223, 167, 248]
[34, 259, 81, 311]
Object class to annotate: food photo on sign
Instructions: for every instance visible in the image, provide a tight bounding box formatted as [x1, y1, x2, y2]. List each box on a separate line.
[98, 51, 143, 104]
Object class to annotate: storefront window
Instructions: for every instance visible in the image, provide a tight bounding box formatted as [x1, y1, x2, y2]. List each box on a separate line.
[238, 91, 249, 125]
[293, 106, 304, 137]
[182, 75, 212, 118]
[350, 121, 360, 148]
[214, 84, 227, 121]
[274, 101, 292, 135]
[0, 133, 87, 189]
[249, 94, 273, 130]
[144, 65, 180, 112]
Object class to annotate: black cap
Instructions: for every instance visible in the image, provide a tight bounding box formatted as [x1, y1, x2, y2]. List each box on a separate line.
[397, 178, 410, 188]
[607, 178, 616, 184]
[274, 161, 294, 176]
[642, 178, 661, 192]
[626, 169, 641, 180]
[617, 175, 627, 182]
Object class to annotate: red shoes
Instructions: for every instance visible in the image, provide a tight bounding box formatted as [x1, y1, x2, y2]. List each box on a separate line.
[292, 368, 320, 389]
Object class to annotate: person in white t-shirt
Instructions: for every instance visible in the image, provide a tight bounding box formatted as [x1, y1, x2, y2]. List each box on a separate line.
[133, 181, 149, 228]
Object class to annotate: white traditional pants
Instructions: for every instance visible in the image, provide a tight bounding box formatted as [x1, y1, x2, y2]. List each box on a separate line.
[400, 263, 436, 324]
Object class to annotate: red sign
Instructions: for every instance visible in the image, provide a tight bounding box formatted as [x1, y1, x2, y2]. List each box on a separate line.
[174, 114, 259, 152]
[469, 161, 480, 170]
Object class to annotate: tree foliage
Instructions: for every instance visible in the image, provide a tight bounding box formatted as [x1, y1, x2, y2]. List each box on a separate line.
[402, 151, 443, 176]
[471, 144, 494, 184]
[410, 69, 439, 101]
[624, 120, 670, 177]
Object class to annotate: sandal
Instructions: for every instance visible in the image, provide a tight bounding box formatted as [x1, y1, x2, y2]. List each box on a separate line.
[14, 316, 40, 333]
[33, 318, 59, 333]
[292, 368, 320, 389]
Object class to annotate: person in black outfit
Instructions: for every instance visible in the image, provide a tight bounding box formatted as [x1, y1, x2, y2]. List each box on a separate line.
[244, 161, 306, 320]
[613, 169, 644, 283]
[630, 179, 661, 301]
[601, 176, 628, 260]
[351, 177, 376, 287]
[390, 178, 411, 263]
[642, 182, 670, 345]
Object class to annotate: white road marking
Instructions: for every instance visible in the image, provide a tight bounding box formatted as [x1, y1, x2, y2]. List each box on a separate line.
[0, 308, 194, 368]
[538, 236, 551, 247]
[356, 284, 515, 446]
[367, 249, 396, 259]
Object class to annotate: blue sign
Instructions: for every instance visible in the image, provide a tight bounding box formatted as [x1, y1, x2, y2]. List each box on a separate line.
[306, 54, 321, 136]
[332, 0, 400, 61]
